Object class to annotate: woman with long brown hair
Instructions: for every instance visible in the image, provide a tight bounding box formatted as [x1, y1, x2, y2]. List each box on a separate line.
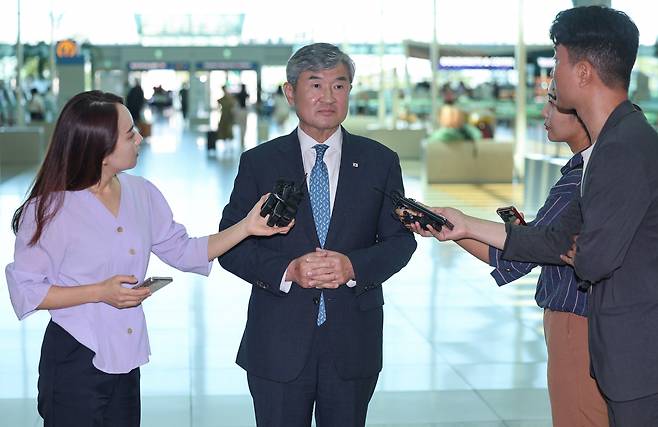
[6, 90, 292, 427]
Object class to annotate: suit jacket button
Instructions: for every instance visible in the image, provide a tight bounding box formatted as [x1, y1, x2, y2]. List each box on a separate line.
[313, 297, 320, 305]
[505, 268, 512, 273]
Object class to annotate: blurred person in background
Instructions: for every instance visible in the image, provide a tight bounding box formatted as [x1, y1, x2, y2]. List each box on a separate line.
[217, 85, 236, 142]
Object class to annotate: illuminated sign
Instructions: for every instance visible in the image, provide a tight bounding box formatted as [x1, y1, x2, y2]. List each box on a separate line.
[439, 56, 515, 70]
[537, 57, 555, 69]
[197, 61, 257, 70]
[127, 62, 190, 71]
[56, 40, 78, 58]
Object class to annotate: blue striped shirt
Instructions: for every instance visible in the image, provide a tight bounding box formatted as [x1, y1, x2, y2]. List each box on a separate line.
[489, 152, 588, 316]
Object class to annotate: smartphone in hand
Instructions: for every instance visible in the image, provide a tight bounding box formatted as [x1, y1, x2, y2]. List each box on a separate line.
[496, 206, 527, 225]
[133, 276, 173, 293]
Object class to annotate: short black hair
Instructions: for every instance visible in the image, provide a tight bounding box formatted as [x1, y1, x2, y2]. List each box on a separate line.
[550, 6, 639, 90]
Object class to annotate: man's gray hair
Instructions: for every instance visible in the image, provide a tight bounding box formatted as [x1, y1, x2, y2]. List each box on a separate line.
[286, 43, 355, 86]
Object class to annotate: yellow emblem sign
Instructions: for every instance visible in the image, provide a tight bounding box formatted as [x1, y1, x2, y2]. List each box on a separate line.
[56, 40, 78, 58]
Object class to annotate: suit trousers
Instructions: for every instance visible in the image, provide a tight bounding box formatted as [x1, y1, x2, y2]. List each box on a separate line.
[247, 323, 378, 427]
[38, 320, 141, 427]
[605, 392, 658, 427]
[543, 309, 608, 427]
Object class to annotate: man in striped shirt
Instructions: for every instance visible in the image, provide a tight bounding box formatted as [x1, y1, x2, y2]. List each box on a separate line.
[486, 82, 606, 425]
[414, 80, 606, 426]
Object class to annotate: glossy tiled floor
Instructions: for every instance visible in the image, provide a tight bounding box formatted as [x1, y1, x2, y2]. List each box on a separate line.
[0, 112, 552, 426]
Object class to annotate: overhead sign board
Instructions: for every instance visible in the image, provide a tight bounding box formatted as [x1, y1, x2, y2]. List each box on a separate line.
[439, 56, 515, 70]
[537, 57, 555, 69]
[196, 61, 257, 70]
[128, 62, 190, 71]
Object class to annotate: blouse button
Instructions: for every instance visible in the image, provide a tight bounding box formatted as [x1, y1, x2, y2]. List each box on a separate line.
[117, 226, 124, 233]
[129, 248, 136, 255]
[127, 328, 133, 334]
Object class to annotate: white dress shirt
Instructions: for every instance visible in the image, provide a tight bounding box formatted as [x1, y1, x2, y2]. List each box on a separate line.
[299, 127, 342, 211]
[279, 126, 356, 292]
[580, 144, 595, 196]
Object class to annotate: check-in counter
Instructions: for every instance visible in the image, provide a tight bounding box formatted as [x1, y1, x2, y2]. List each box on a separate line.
[424, 138, 514, 184]
[359, 126, 426, 160]
[342, 115, 379, 136]
[343, 116, 426, 160]
[0, 126, 46, 170]
[524, 154, 569, 214]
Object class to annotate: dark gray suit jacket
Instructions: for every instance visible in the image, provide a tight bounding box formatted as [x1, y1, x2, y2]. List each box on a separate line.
[218, 128, 416, 383]
[503, 101, 658, 401]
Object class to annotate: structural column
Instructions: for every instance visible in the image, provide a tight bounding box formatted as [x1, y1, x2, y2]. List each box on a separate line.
[430, 0, 439, 131]
[15, 0, 25, 126]
[513, 0, 526, 179]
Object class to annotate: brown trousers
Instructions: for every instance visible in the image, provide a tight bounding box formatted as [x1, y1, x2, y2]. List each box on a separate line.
[543, 309, 608, 427]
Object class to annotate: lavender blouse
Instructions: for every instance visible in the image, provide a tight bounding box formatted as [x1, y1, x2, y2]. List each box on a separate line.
[5, 173, 211, 374]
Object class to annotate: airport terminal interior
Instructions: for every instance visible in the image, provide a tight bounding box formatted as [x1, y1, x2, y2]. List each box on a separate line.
[2, 0, 658, 426]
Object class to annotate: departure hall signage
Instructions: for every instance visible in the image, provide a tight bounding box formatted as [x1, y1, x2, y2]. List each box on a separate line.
[196, 61, 257, 70]
[537, 57, 555, 69]
[127, 62, 190, 71]
[438, 56, 515, 70]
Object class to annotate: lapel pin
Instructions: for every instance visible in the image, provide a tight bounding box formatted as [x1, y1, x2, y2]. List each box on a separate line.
[352, 162, 359, 168]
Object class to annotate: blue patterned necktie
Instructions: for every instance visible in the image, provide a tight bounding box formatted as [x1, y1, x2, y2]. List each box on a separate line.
[310, 144, 330, 326]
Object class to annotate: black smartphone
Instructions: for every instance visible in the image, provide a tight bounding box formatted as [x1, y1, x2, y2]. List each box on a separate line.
[496, 206, 527, 225]
[133, 276, 173, 293]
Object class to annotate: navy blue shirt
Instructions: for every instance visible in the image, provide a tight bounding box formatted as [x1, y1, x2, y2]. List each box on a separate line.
[489, 152, 587, 316]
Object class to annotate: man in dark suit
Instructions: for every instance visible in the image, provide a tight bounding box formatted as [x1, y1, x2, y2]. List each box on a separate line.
[408, 6, 658, 426]
[218, 43, 416, 427]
